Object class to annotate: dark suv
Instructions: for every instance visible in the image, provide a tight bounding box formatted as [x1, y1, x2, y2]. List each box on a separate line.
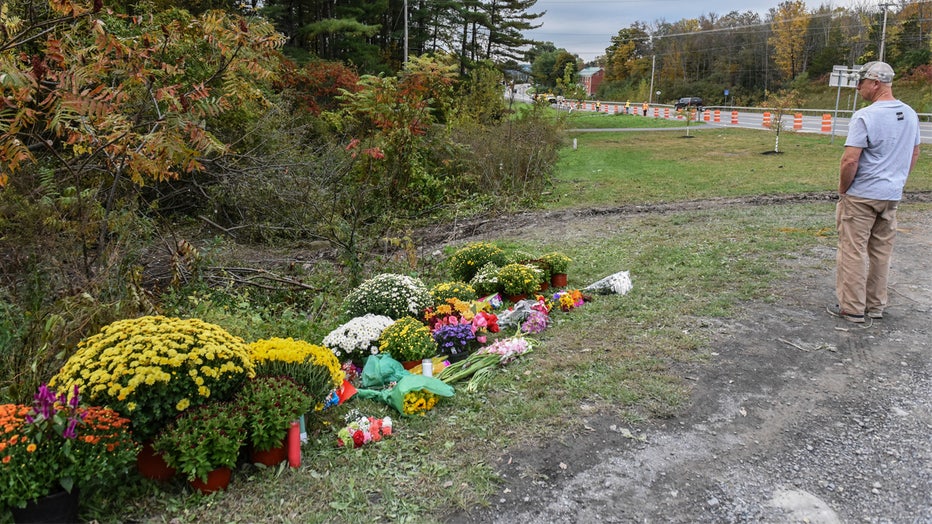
[674, 97, 704, 111]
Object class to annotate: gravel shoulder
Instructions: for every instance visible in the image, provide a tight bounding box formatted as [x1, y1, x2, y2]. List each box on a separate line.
[449, 198, 932, 523]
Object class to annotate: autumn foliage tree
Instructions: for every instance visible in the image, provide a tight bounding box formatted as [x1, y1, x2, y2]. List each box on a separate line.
[0, 0, 287, 398]
[769, 1, 810, 81]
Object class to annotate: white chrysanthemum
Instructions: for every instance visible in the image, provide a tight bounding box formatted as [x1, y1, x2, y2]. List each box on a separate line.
[342, 273, 433, 319]
[323, 314, 394, 362]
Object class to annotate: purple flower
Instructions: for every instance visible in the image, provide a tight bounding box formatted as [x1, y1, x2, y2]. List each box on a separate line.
[521, 310, 549, 334]
[69, 384, 81, 409]
[32, 383, 58, 420]
[63, 418, 79, 439]
[433, 323, 476, 355]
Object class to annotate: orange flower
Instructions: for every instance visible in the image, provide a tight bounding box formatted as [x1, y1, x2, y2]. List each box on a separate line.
[26, 443, 36, 453]
[2, 456, 10, 463]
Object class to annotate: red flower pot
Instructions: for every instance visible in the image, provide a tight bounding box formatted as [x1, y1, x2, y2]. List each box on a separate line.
[137, 441, 176, 481]
[189, 467, 232, 494]
[550, 273, 568, 288]
[506, 293, 527, 303]
[250, 441, 287, 467]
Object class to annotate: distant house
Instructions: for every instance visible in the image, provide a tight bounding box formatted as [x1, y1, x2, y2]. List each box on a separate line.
[577, 67, 604, 96]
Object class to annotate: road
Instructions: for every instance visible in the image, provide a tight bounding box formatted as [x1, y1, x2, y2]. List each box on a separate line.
[506, 85, 932, 144]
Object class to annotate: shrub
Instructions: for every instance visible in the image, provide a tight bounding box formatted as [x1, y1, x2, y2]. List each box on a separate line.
[497, 264, 543, 296]
[446, 242, 506, 283]
[237, 376, 311, 452]
[540, 252, 572, 275]
[51, 316, 254, 441]
[342, 274, 432, 320]
[152, 401, 245, 483]
[378, 317, 438, 362]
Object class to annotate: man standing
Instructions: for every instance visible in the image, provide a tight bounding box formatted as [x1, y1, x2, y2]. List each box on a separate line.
[828, 61, 921, 324]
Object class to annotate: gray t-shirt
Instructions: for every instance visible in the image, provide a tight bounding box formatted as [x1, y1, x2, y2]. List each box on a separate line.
[844, 99, 920, 200]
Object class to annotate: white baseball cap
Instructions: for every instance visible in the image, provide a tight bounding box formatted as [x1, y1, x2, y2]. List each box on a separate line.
[858, 61, 894, 84]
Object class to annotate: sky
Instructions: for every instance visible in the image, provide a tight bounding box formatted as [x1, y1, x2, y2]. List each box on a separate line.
[523, 0, 865, 62]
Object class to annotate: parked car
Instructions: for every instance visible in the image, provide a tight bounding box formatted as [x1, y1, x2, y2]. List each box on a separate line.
[674, 97, 704, 111]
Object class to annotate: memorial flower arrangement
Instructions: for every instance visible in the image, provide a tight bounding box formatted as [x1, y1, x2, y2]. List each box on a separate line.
[322, 314, 394, 364]
[470, 310, 500, 343]
[423, 298, 475, 329]
[342, 273, 432, 320]
[446, 242, 507, 282]
[432, 321, 477, 356]
[0, 385, 137, 510]
[437, 336, 536, 391]
[378, 316, 438, 362]
[540, 252, 572, 276]
[402, 389, 439, 416]
[497, 263, 543, 296]
[152, 401, 246, 483]
[51, 316, 254, 441]
[248, 337, 344, 406]
[553, 289, 586, 311]
[237, 376, 311, 452]
[429, 281, 477, 305]
[521, 309, 550, 334]
[469, 262, 502, 295]
[521, 296, 552, 334]
[336, 410, 393, 448]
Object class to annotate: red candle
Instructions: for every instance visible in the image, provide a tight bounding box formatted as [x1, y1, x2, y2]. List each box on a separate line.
[287, 420, 301, 468]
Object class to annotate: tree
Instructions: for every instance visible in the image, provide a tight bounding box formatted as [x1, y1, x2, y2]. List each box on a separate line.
[770, 1, 811, 81]
[483, 0, 542, 62]
[603, 25, 650, 83]
[1, 3, 285, 190]
[763, 88, 802, 153]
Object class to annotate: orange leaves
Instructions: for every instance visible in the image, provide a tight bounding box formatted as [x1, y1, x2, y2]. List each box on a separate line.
[1, 4, 286, 186]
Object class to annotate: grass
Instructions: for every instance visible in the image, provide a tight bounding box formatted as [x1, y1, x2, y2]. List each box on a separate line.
[54, 127, 932, 524]
[560, 110, 697, 129]
[547, 127, 932, 208]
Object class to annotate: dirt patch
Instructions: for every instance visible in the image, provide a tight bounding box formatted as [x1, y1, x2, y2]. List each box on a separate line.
[443, 193, 932, 523]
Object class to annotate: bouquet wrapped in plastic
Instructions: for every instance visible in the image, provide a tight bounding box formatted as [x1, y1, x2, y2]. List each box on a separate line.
[355, 355, 454, 416]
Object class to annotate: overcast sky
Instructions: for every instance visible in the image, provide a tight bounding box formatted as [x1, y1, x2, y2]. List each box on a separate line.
[524, 0, 867, 62]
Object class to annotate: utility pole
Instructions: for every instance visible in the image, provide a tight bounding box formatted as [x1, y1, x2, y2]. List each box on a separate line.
[648, 54, 656, 105]
[879, 2, 893, 62]
[648, 34, 656, 105]
[403, 0, 409, 64]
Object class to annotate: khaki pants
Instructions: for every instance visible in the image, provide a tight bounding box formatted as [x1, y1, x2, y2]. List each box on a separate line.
[835, 195, 898, 315]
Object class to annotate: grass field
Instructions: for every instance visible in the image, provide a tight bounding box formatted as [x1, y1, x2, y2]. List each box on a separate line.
[547, 125, 932, 208]
[71, 124, 932, 524]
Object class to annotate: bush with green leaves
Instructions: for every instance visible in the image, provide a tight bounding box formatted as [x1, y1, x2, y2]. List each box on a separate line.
[497, 263, 543, 296]
[342, 273, 432, 320]
[378, 317, 438, 362]
[446, 242, 507, 283]
[540, 252, 572, 275]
